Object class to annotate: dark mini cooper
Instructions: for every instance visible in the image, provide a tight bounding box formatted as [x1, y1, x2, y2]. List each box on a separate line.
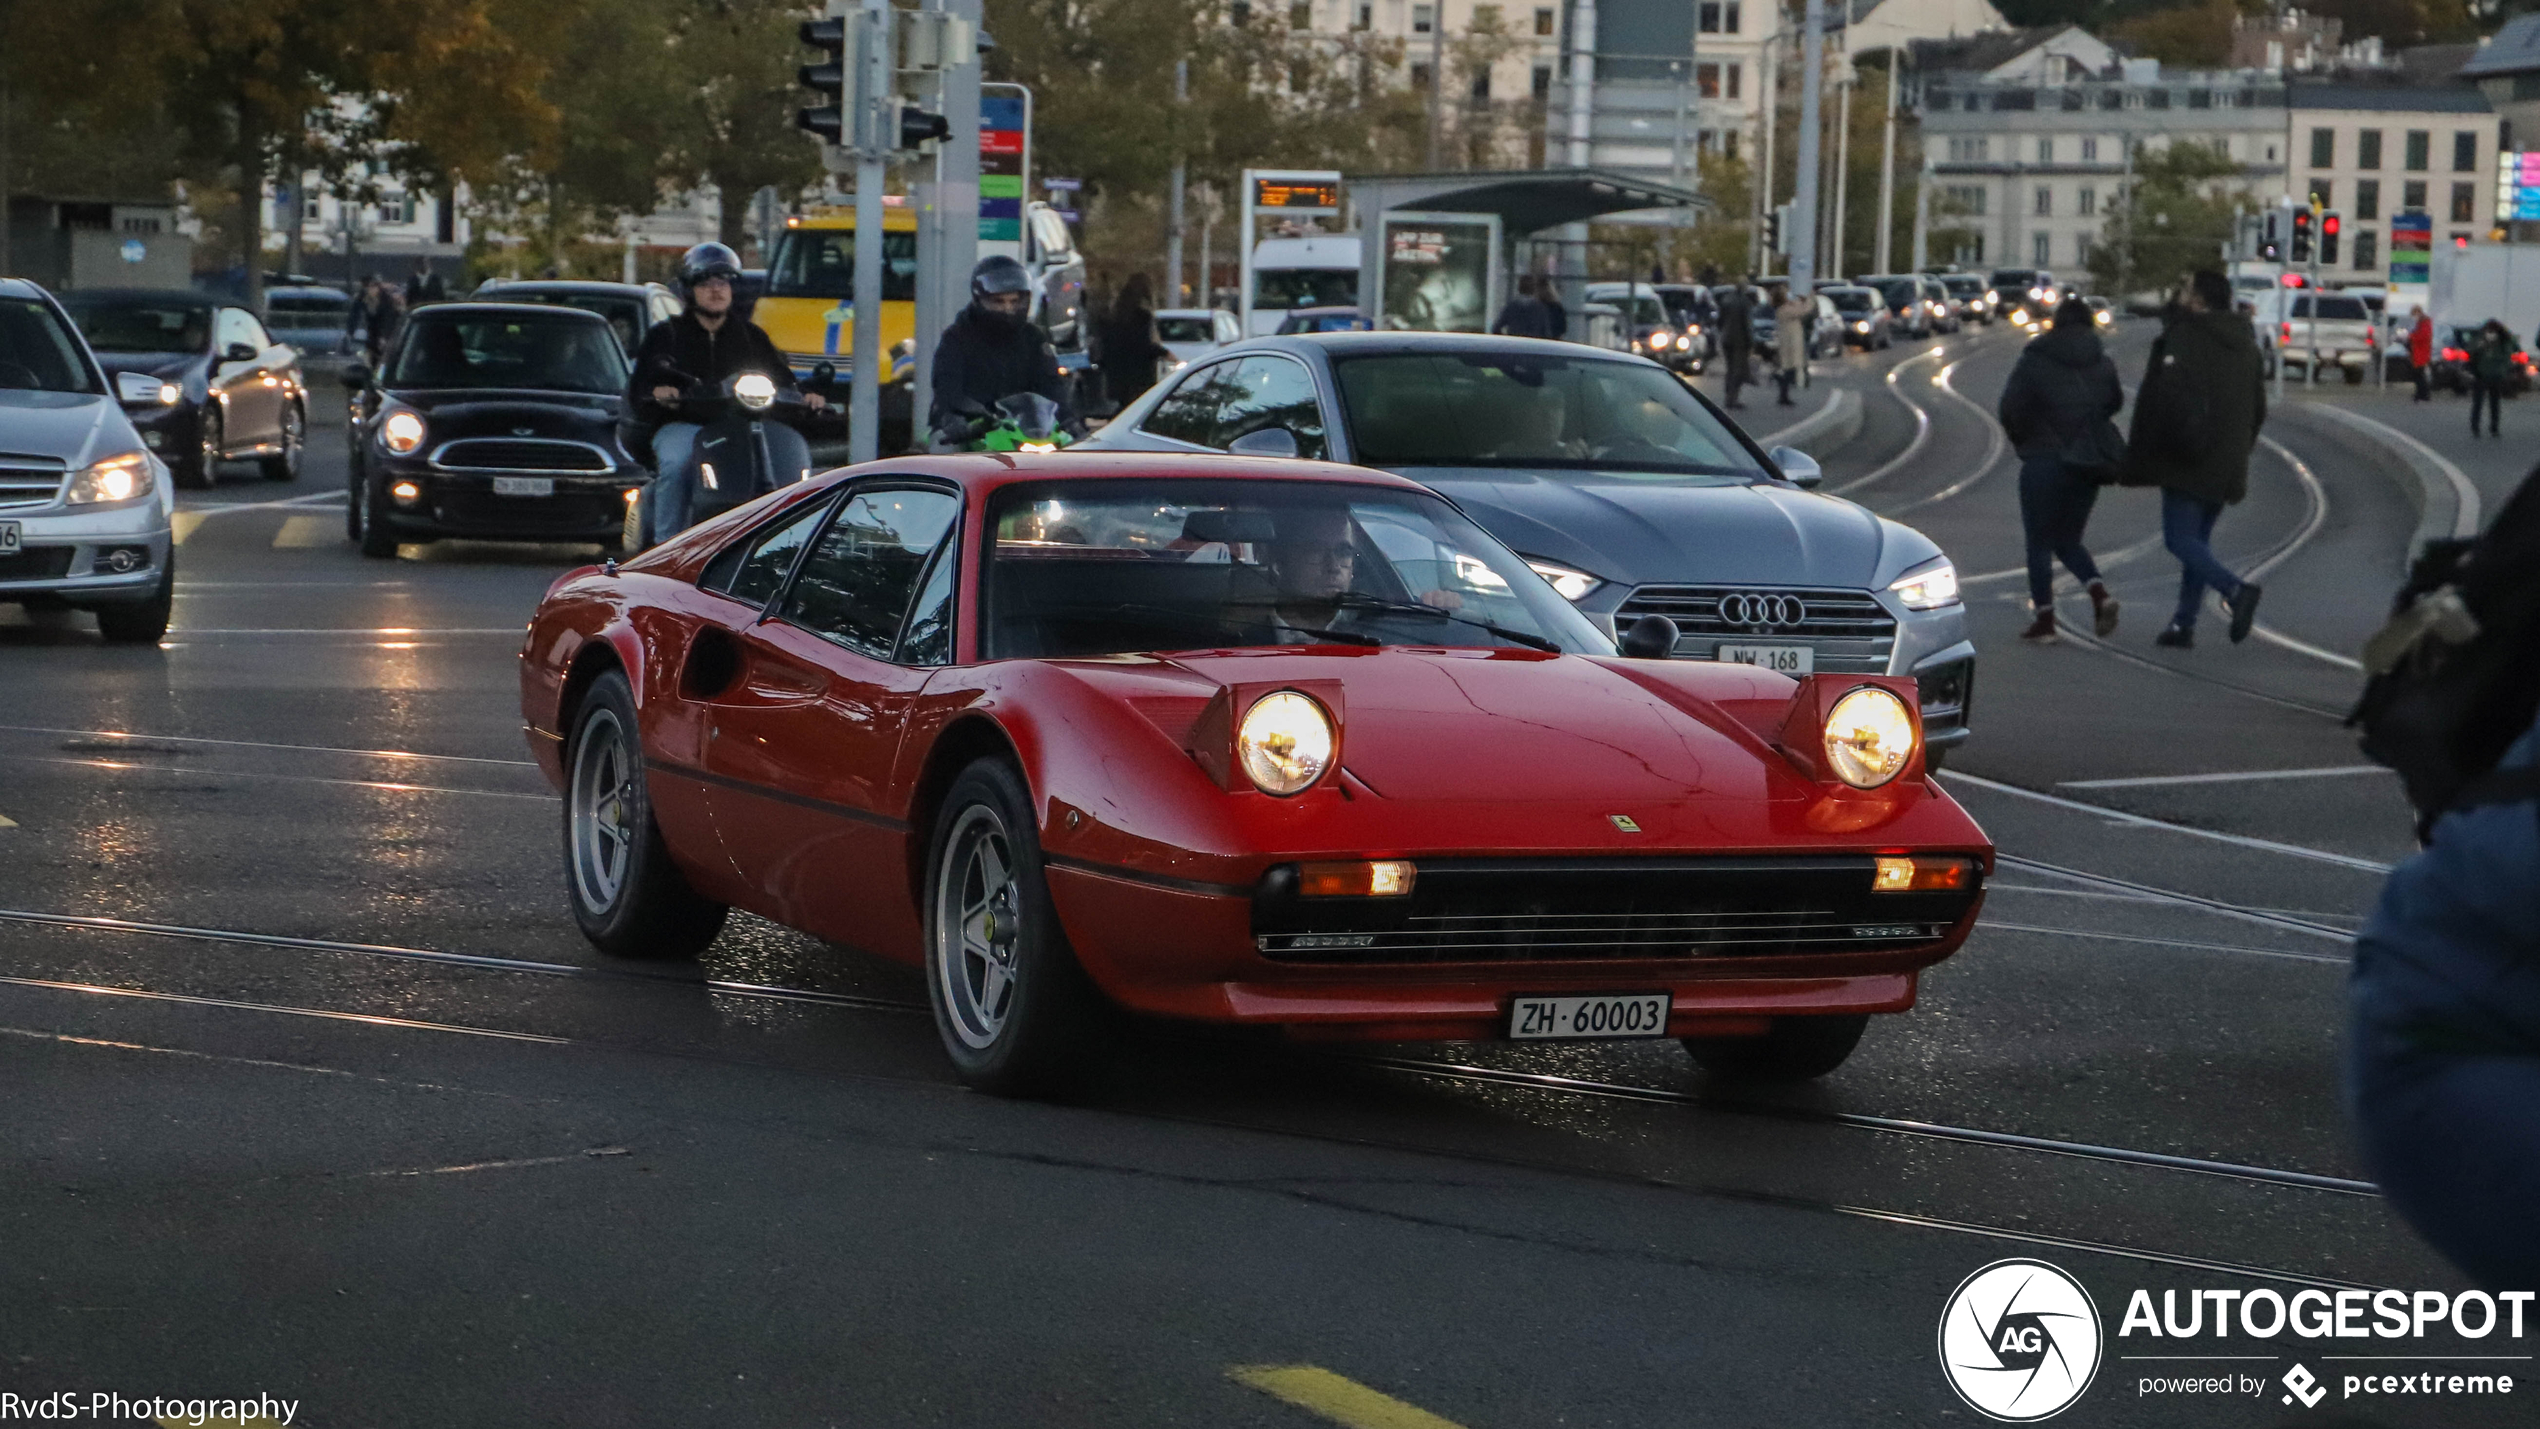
[58, 288, 308, 487]
[345, 303, 644, 557]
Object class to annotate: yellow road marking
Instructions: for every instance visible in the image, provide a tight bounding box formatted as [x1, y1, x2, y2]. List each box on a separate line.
[170, 511, 209, 545]
[0, 814, 16, 828]
[272, 514, 333, 548]
[1229, 1365, 1470, 1429]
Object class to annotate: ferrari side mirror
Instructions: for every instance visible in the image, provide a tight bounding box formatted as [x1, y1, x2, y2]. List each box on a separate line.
[1619, 614, 1679, 660]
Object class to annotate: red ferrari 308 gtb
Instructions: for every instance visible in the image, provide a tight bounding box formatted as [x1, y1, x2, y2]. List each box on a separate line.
[519, 452, 1992, 1095]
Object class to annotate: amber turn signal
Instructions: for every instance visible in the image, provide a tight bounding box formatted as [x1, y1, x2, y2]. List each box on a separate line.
[1872, 855, 1976, 893]
[1297, 860, 1417, 897]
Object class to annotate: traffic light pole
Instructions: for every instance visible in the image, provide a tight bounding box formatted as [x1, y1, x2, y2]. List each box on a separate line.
[848, 0, 892, 464]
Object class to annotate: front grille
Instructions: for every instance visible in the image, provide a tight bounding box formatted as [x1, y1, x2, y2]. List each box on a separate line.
[431, 438, 611, 472]
[431, 488, 623, 537]
[0, 548, 79, 583]
[1616, 584, 1896, 673]
[0, 462, 66, 510]
[1252, 856, 1980, 965]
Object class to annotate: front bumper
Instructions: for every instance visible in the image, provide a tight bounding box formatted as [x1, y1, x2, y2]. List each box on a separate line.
[0, 497, 174, 606]
[373, 460, 645, 543]
[123, 401, 204, 460]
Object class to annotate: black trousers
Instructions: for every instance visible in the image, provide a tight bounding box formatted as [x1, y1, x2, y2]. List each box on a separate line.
[2472, 381, 2504, 435]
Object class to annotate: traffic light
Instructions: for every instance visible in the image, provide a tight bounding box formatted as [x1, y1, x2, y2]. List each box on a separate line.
[2259, 209, 2283, 261]
[892, 100, 952, 153]
[796, 13, 849, 147]
[2290, 208, 2313, 263]
[2321, 211, 2341, 265]
[1763, 207, 1781, 252]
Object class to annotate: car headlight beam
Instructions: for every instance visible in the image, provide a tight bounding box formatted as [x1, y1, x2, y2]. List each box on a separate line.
[1888, 559, 1960, 611]
[64, 451, 150, 505]
[1823, 686, 1916, 789]
[1237, 690, 1335, 796]
[1524, 559, 1603, 603]
[381, 410, 426, 454]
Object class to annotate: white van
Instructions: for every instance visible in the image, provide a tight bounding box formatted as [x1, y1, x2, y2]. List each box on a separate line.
[1248, 235, 1361, 335]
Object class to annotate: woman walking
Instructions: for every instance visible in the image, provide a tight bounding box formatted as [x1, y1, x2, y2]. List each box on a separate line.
[1094, 273, 1172, 412]
[1771, 283, 1811, 406]
[1998, 296, 2124, 643]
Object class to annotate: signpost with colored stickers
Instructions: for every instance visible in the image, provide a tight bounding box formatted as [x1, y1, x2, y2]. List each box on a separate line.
[979, 85, 1030, 256]
[2391, 210, 2433, 286]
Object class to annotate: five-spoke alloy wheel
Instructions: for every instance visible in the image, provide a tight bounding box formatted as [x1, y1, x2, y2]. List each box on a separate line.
[564, 670, 726, 958]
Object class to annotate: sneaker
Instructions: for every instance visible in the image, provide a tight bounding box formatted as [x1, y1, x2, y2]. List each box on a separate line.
[2086, 581, 2120, 638]
[2227, 582, 2263, 644]
[2019, 607, 2058, 643]
[2154, 623, 2194, 649]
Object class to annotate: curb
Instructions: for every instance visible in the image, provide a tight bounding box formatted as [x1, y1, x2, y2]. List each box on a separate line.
[2288, 400, 2482, 550]
[1747, 386, 1863, 459]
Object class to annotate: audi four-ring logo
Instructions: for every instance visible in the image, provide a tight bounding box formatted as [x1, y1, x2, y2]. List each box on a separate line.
[1718, 592, 1808, 628]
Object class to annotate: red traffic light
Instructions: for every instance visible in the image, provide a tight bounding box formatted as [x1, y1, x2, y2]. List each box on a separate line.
[2322, 213, 2341, 236]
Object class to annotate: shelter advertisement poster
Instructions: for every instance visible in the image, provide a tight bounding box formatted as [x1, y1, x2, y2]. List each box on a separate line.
[1378, 213, 1499, 333]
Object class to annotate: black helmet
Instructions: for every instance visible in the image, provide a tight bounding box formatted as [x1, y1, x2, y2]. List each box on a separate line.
[970, 254, 1031, 301]
[676, 242, 744, 301]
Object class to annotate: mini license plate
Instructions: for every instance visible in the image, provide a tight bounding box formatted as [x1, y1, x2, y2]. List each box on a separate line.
[0, 521, 19, 556]
[492, 476, 554, 498]
[1716, 643, 1813, 674]
[1509, 992, 1672, 1041]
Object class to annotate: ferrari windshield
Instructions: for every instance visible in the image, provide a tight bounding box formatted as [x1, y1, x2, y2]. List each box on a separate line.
[1332, 350, 1769, 482]
[386, 311, 629, 393]
[982, 478, 1613, 660]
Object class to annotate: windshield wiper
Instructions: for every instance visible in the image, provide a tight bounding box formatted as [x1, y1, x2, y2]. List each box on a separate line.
[1329, 593, 1561, 653]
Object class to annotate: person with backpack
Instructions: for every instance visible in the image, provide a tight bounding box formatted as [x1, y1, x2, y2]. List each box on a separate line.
[2124, 270, 2266, 649]
[2467, 319, 2518, 439]
[2000, 296, 2125, 643]
[2348, 459, 2540, 1289]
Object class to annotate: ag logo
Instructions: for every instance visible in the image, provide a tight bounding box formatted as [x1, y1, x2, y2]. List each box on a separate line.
[1938, 1259, 2103, 1421]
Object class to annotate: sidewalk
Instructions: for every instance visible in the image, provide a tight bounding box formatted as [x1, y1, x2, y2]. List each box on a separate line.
[2283, 380, 2532, 516]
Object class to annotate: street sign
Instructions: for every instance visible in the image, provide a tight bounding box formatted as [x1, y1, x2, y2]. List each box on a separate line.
[980, 90, 1027, 243]
[2391, 210, 2433, 285]
[2495, 152, 2540, 222]
[1251, 175, 1342, 215]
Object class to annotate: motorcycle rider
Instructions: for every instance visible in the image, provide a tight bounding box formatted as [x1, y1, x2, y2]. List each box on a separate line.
[929, 255, 1076, 447]
[629, 242, 825, 544]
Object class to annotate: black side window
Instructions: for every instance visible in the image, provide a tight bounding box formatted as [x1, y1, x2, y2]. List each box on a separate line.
[1140, 363, 1232, 445]
[1211, 355, 1328, 458]
[779, 488, 961, 660]
[897, 541, 958, 666]
[700, 494, 834, 605]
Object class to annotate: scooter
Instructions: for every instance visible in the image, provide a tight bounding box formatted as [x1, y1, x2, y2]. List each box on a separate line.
[629, 368, 843, 548]
[934, 392, 1074, 453]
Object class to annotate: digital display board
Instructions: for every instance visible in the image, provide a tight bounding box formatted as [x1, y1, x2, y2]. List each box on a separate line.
[1253, 177, 1342, 213]
[2495, 151, 2540, 222]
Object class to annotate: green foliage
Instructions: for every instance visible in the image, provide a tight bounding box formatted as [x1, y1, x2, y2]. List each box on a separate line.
[2086, 139, 2250, 296]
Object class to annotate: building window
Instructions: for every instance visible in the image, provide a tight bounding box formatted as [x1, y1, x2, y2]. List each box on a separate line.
[1722, 131, 1739, 160]
[2355, 230, 2378, 270]
[2310, 179, 2332, 208]
[2452, 182, 2476, 222]
[1532, 63, 1552, 99]
[2265, 142, 2278, 162]
[2358, 129, 2382, 170]
[1533, 5, 1553, 33]
[1726, 62, 1739, 99]
[378, 191, 413, 224]
[2077, 186, 2096, 216]
[2074, 232, 2093, 264]
[1942, 184, 1987, 216]
[2033, 231, 2051, 264]
[1946, 136, 1989, 162]
[1474, 3, 1498, 23]
[1726, 1, 1741, 32]
[2356, 178, 2379, 220]
[1699, 0, 1722, 30]
[1354, 2, 1372, 27]
[2310, 127, 2334, 168]
[1410, 62, 1431, 87]
[2405, 130, 2429, 170]
[1231, 0, 1251, 23]
[1291, 0, 1311, 25]
[2037, 138, 2054, 163]
[1698, 62, 1720, 98]
[2034, 185, 2053, 216]
[1470, 68, 1491, 101]
[2081, 137, 2098, 161]
[2455, 131, 2479, 172]
[1412, 3, 1431, 32]
[2404, 179, 2428, 210]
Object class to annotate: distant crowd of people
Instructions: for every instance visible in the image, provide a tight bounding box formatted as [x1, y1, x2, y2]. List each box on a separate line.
[344, 256, 452, 366]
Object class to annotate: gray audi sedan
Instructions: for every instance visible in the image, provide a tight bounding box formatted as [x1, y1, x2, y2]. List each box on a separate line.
[1079, 331, 1975, 756]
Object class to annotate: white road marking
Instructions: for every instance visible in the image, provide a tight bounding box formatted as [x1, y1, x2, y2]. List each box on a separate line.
[2298, 400, 2482, 541]
[1829, 349, 1941, 494]
[1881, 357, 2008, 515]
[169, 511, 210, 545]
[1978, 919, 2347, 965]
[2060, 765, 2392, 790]
[1939, 769, 2394, 873]
[0, 723, 535, 767]
[0, 813, 16, 829]
[270, 514, 334, 548]
[159, 627, 523, 635]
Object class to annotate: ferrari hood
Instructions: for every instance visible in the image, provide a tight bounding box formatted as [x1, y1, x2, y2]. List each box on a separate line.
[1398, 468, 1889, 587]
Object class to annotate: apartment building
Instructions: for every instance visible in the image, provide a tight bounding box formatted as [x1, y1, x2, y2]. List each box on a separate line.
[2285, 84, 2497, 278]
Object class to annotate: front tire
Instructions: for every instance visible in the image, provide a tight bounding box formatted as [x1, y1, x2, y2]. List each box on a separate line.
[564, 670, 726, 959]
[261, 402, 305, 481]
[924, 758, 1108, 1096]
[1683, 1013, 1870, 1081]
[94, 554, 174, 645]
[352, 472, 399, 558]
[178, 408, 221, 489]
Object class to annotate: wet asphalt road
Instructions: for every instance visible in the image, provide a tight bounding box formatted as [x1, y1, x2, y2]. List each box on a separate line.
[0, 336, 2523, 1428]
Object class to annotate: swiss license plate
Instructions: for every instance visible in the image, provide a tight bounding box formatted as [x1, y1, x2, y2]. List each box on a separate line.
[1716, 643, 1813, 674]
[0, 521, 18, 556]
[492, 476, 553, 498]
[1509, 992, 1672, 1041]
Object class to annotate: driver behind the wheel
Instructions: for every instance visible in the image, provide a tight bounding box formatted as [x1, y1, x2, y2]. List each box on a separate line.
[1255, 506, 1459, 643]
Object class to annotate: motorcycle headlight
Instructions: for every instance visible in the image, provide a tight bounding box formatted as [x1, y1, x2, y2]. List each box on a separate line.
[1823, 686, 1916, 789]
[1524, 559, 1602, 603]
[1888, 559, 1959, 611]
[735, 372, 777, 410]
[382, 409, 425, 454]
[1237, 690, 1334, 796]
[65, 450, 151, 505]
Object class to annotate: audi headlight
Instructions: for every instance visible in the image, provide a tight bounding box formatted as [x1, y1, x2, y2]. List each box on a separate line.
[1823, 686, 1916, 788]
[381, 409, 425, 454]
[735, 372, 777, 410]
[1888, 559, 1959, 611]
[1237, 690, 1334, 796]
[65, 451, 150, 505]
[1525, 559, 1603, 603]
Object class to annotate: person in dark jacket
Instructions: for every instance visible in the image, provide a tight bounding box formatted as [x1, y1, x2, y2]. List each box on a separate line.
[2350, 706, 2540, 1291]
[1999, 297, 2123, 642]
[1094, 272, 1172, 411]
[1715, 280, 1755, 410]
[930, 254, 1073, 445]
[628, 242, 817, 543]
[1492, 274, 1559, 338]
[1538, 278, 1569, 343]
[347, 275, 396, 367]
[2130, 270, 2266, 649]
[2468, 319, 2517, 439]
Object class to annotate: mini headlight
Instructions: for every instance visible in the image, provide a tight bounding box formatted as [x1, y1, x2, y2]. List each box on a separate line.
[381, 410, 425, 454]
[1524, 559, 1602, 603]
[1823, 686, 1916, 788]
[734, 372, 777, 409]
[1237, 690, 1334, 796]
[1888, 559, 1959, 610]
[65, 451, 150, 505]
[1854, 321, 1871, 333]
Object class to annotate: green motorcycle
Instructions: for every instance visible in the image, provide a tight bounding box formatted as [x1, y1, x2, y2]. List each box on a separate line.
[939, 393, 1074, 453]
